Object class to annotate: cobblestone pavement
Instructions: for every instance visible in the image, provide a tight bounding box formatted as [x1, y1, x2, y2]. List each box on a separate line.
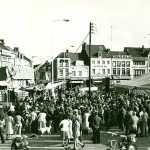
[1, 128, 150, 150]
[0, 134, 108, 150]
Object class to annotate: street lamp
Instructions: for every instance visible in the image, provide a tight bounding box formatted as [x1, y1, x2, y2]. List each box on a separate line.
[52, 19, 70, 22]
[51, 19, 70, 85]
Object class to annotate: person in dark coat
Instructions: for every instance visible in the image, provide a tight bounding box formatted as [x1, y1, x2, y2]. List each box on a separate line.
[0, 111, 5, 143]
[53, 106, 60, 133]
[92, 111, 101, 144]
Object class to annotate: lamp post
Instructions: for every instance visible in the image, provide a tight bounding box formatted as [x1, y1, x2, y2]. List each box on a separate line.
[51, 19, 70, 84]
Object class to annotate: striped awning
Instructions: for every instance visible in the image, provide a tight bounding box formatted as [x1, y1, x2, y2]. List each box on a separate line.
[115, 73, 150, 89]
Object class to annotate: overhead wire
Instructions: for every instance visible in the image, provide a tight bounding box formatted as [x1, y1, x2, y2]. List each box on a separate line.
[70, 32, 89, 61]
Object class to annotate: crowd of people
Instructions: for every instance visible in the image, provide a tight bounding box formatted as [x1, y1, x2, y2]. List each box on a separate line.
[0, 84, 150, 150]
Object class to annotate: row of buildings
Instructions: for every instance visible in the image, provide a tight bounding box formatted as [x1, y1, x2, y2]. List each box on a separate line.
[52, 42, 150, 85]
[1, 38, 150, 90]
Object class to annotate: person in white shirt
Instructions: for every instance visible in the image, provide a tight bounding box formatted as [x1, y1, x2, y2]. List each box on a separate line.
[59, 115, 70, 147]
[30, 108, 38, 134]
[37, 109, 47, 129]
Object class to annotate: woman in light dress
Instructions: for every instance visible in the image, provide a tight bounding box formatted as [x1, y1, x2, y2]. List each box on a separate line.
[5, 111, 14, 140]
[72, 109, 84, 150]
[37, 109, 47, 129]
[68, 115, 73, 143]
[82, 108, 91, 134]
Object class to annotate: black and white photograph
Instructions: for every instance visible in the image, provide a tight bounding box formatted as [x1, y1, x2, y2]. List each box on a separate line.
[0, 0, 150, 149]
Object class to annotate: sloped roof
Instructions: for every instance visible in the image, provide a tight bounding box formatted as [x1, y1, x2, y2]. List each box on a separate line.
[85, 45, 106, 57]
[132, 57, 147, 61]
[85, 44, 127, 58]
[34, 61, 47, 72]
[107, 51, 126, 58]
[124, 46, 150, 57]
[0, 43, 12, 51]
[55, 52, 81, 64]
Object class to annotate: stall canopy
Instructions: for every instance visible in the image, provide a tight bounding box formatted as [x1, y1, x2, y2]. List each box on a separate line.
[115, 73, 150, 89]
[45, 82, 65, 90]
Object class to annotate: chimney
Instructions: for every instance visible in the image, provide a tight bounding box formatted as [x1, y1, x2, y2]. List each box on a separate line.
[14, 47, 19, 53]
[142, 45, 144, 53]
[0, 39, 4, 44]
[106, 49, 110, 52]
[65, 49, 69, 58]
[66, 49, 69, 53]
[124, 48, 129, 54]
[82, 42, 87, 50]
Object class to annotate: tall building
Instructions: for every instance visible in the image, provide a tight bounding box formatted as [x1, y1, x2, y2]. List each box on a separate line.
[124, 45, 150, 77]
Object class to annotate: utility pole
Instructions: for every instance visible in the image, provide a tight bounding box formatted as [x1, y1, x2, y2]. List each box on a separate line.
[89, 22, 97, 101]
[89, 22, 92, 101]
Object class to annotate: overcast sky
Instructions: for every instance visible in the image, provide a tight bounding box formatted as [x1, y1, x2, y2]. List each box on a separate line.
[0, 0, 150, 63]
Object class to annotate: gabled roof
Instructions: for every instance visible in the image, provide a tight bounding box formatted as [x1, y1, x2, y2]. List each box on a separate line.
[34, 61, 47, 72]
[124, 46, 150, 57]
[85, 44, 106, 57]
[55, 51, 82, 64]
[0, 43, 12, 51]
[82, 42, 127, 58]
[103, 51, 126, 58]
[132, 57, 147, 61]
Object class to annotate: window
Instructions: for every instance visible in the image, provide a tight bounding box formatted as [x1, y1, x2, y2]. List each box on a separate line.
[98, 52, 101, 57]
[113, 68, 116, 75]
[65, 68, 69, 76]
[122, 68, 125, 75]
[72, 71, 76, 76]
[102, 69, 105, 74]
[92, 60, 95, 65]
[102, 61, 105, 64]
[107, 61, 110, 64]
[113, 61, 116, 67]
[133, 61, 145, 65]
[59, 69, 63, 76]
[122, 61, 125, 67]
[107, 69, 110, 74]
[117, 68, 120, 75]
[92, 69, 95, 75]
[97, 61, 100, 65]
[78, 71, 82, 76]
[117, 61, 121, 67]
[59, 60, 63, 67]
[126, 61, 130, 67]
[64, 60, 68, 67]
[97, 69, 100, 75]
[126, 68, 130, 76]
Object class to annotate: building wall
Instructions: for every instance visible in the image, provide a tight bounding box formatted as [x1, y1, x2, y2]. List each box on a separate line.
[0, 42, 34, 88]
[111, 55, 132, 79]
[57, 58, 70, 81]
[91, 58, 111, 79]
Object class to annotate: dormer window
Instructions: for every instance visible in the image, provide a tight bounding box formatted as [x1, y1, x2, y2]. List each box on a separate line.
[98, 51, 102, 57]
[75, 60, 84, 66]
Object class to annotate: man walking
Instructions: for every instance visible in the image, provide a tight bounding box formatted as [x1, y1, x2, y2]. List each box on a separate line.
[92, 111, 101, 144]
[59, 115, 70, 147]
